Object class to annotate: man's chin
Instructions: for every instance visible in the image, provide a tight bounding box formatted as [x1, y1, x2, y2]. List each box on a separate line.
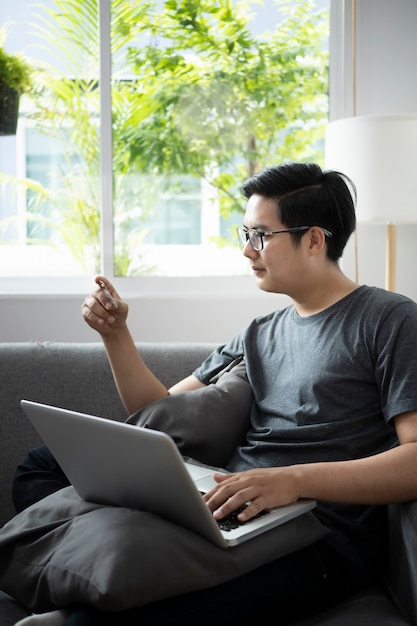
[254, 276, 272, 292]
[254, 276, 284, 295]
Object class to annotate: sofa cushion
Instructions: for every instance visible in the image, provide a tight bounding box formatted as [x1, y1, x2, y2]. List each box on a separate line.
[291, 588, 410, 625]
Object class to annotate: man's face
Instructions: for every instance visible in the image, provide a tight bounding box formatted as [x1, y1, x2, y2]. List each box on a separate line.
[242, 194, 308, 295]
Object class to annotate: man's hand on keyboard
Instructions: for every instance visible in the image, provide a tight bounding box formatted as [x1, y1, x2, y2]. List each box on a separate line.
[203, 467, 299, 523]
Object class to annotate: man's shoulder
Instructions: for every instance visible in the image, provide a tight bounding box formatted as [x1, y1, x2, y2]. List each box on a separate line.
[358, 285, 416, 309]
[353, 286, 417, 329]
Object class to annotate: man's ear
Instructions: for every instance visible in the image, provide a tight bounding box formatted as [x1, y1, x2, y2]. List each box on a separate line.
[307, 227, 327, 254]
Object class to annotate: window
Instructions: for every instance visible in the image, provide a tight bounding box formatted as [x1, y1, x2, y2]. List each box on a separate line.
[0, 0, 329, 287]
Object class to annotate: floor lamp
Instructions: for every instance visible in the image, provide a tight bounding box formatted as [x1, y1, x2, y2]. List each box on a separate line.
[325, 114, 417, 292]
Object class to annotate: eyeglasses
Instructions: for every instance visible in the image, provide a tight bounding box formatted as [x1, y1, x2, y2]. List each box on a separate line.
[236, 226, 333, 251]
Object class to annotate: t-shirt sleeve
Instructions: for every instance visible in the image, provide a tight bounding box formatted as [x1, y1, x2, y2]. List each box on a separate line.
[193, 335, 244, 385]
[375, 299, 417, 422]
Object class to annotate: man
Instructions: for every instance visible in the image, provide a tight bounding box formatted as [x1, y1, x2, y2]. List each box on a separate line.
[13, 162, 417, 626]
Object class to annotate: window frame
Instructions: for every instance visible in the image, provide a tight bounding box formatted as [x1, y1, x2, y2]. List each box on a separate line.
[0, 0, 337, 298]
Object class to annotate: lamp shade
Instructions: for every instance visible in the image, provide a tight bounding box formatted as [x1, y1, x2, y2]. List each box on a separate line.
[325, 114, 417, 222]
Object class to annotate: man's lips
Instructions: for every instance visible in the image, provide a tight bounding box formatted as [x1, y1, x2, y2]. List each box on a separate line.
[251, 265, 265, 274]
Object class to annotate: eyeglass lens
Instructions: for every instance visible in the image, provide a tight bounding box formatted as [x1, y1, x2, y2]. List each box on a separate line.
[237, 228, 259, 250]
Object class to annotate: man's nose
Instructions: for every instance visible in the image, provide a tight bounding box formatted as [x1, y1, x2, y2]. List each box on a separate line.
[242, 240, 259, 258]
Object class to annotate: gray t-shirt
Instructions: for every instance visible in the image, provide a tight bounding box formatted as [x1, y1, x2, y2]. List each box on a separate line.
[193, 286, 417, 570]
[194, 285, 417, 471]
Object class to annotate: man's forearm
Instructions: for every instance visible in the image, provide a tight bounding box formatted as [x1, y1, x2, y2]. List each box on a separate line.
[102, 326, 169, 415]
[294, 442, 417, 505]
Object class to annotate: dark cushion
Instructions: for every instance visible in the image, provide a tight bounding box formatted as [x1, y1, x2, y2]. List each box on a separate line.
[0, 486, 328, 612]
[127, 358, 252, 467]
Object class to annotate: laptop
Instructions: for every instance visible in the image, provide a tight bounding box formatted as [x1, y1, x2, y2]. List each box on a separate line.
[21, 399, 316, 549]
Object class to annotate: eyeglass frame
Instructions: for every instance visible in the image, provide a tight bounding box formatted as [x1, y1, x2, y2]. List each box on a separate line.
[236, 225, 333, 251]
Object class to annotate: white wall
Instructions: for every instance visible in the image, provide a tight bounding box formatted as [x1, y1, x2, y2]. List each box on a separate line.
[328, 0, 417, 307]
[0, 286, 291, 343]
[329, 0, 417, 120]
[1, 0, 416, 343]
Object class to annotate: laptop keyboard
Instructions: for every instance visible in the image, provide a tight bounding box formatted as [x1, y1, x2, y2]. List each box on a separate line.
[199, 491, 267, 531]
[216, 506, 268, 531]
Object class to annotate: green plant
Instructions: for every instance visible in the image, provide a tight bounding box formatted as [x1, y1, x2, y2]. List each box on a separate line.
[0, 27, 32, 93]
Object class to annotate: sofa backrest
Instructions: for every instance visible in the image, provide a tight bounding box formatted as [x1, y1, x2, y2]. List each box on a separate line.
[0, 341, 216, 527]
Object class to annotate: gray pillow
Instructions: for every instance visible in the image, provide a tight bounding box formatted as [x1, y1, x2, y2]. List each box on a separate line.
[127, 358, 252, 467]
[0, 486, 328, 612]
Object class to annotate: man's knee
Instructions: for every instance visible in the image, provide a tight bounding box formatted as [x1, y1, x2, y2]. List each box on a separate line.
[16, 445, 60, 472]
[12, 445, 70, 513]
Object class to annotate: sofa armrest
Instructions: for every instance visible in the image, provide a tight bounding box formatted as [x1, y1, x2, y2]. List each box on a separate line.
[387, 501, 417, 624]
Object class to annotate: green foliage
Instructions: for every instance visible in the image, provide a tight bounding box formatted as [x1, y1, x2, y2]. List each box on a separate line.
[1, 0, 329, 275]
[0, 27, 33, 93]
[118, 0, 328, 218]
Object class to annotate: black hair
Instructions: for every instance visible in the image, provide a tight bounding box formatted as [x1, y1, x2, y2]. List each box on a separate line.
[241, 162, 356, 261]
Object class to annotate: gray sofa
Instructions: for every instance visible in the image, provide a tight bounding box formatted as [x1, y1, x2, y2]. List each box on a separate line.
[0, 341, 416, 625]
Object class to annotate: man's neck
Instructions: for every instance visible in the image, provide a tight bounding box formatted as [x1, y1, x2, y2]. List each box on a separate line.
[292, 271, 360, 317]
